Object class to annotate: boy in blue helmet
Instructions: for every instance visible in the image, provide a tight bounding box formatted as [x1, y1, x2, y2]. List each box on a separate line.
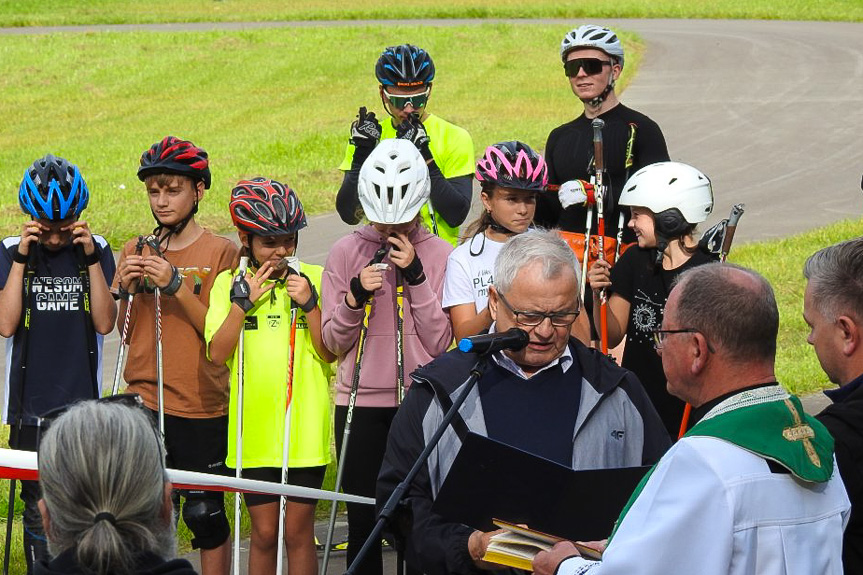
[0, 154, 117, 573]
[336, 43, 475, 247]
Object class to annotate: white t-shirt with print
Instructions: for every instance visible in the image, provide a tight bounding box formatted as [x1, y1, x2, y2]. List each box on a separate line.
[442, 234, 506, 313]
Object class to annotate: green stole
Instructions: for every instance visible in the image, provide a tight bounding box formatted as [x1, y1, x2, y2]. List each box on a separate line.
[606, 386, 834, 544]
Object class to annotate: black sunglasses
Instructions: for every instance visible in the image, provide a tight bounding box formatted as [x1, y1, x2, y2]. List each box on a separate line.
[564, 58, 613, 78]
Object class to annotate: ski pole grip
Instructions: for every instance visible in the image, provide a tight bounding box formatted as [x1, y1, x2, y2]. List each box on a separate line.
[591, 118, 605, 173]
[236, 257, 249, 280]
[720, 203, 745, 261]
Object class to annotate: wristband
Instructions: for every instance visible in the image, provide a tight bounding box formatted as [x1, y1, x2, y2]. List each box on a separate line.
[232, 298, 254, 313]
[117, 286, 131, 301]
[12, 247, 28, 264]
[298, 275, 319, 313]
[84, 248, 101, 267]
[349, 276, 373, 309]
[400, 254, 425, 285]
[160, 265, 184, 296]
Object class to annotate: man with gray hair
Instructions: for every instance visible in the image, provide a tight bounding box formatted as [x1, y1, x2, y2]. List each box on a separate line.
[377, 230, 669, 575]
[35, 398, 197, 575]
[804, 237, 863, 574]
[535, 263, 850, 575]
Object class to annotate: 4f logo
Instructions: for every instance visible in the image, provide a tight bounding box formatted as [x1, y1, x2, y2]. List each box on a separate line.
[610, 430, 625, 440]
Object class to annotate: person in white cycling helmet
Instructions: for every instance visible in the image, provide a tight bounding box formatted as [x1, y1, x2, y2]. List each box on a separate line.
[321, 139, 453, 575]
[537, 24, 670, 278]
[587, 161, 716, 438]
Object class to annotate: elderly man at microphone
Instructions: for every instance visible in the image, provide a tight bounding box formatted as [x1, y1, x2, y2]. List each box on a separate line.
[377, 230, 669, 575]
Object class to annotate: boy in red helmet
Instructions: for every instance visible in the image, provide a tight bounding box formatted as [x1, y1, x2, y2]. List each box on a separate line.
[112, 136, 239, 574]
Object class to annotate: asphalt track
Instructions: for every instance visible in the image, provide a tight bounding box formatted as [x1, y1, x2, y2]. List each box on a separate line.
[2, 17, 862, 572]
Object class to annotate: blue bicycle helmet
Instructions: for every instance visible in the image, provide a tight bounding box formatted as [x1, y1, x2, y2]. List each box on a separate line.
[375, 44, 435, 87]
[19, 154, 89, 221]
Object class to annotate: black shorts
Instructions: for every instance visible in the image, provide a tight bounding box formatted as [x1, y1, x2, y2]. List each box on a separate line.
[149, 410, 230, 503]
[242, 465, 327, 507]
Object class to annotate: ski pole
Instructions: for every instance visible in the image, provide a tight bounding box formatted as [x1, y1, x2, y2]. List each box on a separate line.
[3, 249, 36, 575]
[580, 209, 594, 304]
[592, 118, 610, 355]
[395, 271, 405, 404]
[425, 200, 439, 237]
[321, 246, 388, 575]
[142, 235, 167, 433]
[677, 204, 745, 439]
[73, 244, 99, 398]
[112, 236, 145, 395]
[276, 302, 298, 575]
[233, 256, 250, 575]
[615, 123, 638, 263]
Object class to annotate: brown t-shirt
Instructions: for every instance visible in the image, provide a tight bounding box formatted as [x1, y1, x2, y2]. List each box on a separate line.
[113, 230, 239, 418]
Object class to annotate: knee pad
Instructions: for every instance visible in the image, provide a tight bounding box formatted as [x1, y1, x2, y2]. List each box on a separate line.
[182, 498, 230, 550]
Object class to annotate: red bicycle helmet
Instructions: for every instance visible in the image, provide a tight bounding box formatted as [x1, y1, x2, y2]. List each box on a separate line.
[230, 178, 307, 236]
[137, 136, 212, 189]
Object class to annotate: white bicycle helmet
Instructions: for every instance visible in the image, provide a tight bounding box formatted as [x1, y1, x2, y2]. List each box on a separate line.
[620, 161, 714, 224]
[358, 139, 430, 224]
[560, 24, 625, 68]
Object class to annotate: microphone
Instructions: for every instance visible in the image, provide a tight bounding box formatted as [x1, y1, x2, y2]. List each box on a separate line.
[458, 328, 529, 355]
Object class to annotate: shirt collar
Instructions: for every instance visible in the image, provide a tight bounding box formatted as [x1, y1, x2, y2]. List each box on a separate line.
[488, 322, 573, 380]
[824, 372, 863, 403]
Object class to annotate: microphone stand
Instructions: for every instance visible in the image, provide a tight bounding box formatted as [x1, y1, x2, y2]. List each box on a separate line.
[344, 351, 492, 575]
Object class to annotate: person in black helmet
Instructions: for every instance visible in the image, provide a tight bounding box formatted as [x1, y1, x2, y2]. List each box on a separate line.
[336, 43, 475, 247]
[0, 154, 117, 574]
[112, 136, 239, 575]
[536, 24, 670, 267]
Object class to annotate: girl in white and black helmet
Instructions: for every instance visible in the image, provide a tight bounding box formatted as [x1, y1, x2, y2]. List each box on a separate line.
[322, 139, 452, 575]
[587, 161, 716, 437]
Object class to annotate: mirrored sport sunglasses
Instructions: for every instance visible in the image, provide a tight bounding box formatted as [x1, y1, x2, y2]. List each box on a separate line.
[564, 58, 613, 78]
[383, 88, 430, 110]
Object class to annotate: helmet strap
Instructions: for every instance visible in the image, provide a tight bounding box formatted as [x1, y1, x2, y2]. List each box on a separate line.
[151, 199, 198, 251]
[582, 67, 617, 108]
[488, 214, 518, 236]
[653, 235, 669, 267]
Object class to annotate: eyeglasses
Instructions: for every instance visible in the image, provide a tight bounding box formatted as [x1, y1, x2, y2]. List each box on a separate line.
[652, 328, 716, 353]
[497, 292, 580, 327]
[564, 58, 613, 78]
[383, 88, 430, 110]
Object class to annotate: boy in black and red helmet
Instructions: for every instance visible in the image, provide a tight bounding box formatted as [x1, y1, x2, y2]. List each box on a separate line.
[112, 136, 239, 574]
[336, 43, 475, 247]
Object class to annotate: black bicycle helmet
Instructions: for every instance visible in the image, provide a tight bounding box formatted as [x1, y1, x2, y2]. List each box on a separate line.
[375, 44, 435, 88]
[137, 136, 211, 189]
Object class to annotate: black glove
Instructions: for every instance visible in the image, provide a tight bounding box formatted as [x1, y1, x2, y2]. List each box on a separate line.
[399, 254, 426, 286]
[230, 275, 254, 313]
[348, 276, 373, 309]
[395, 116, 433, 161]
[350, 106, 382, 149]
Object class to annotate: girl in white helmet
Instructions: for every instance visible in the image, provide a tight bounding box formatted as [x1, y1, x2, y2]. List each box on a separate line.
[587, 161, 716, 437]
[321, 139, 453, 575]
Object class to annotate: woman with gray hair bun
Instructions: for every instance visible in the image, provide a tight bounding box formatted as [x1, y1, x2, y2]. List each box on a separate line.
[35, 399, 197, 575]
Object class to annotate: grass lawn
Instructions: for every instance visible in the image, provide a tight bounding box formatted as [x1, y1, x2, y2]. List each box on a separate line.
[0, 24, 642, 247]
[2, 0, 862, 26]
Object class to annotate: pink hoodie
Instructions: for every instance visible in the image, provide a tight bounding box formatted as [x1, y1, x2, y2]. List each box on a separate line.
[322, 224, 453, 408]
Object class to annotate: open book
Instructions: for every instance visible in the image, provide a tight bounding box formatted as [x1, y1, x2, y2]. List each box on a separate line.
[482, 519, 603, 571]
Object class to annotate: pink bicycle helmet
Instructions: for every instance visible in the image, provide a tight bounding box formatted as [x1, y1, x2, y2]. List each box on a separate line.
[475, 141, 548, 192]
